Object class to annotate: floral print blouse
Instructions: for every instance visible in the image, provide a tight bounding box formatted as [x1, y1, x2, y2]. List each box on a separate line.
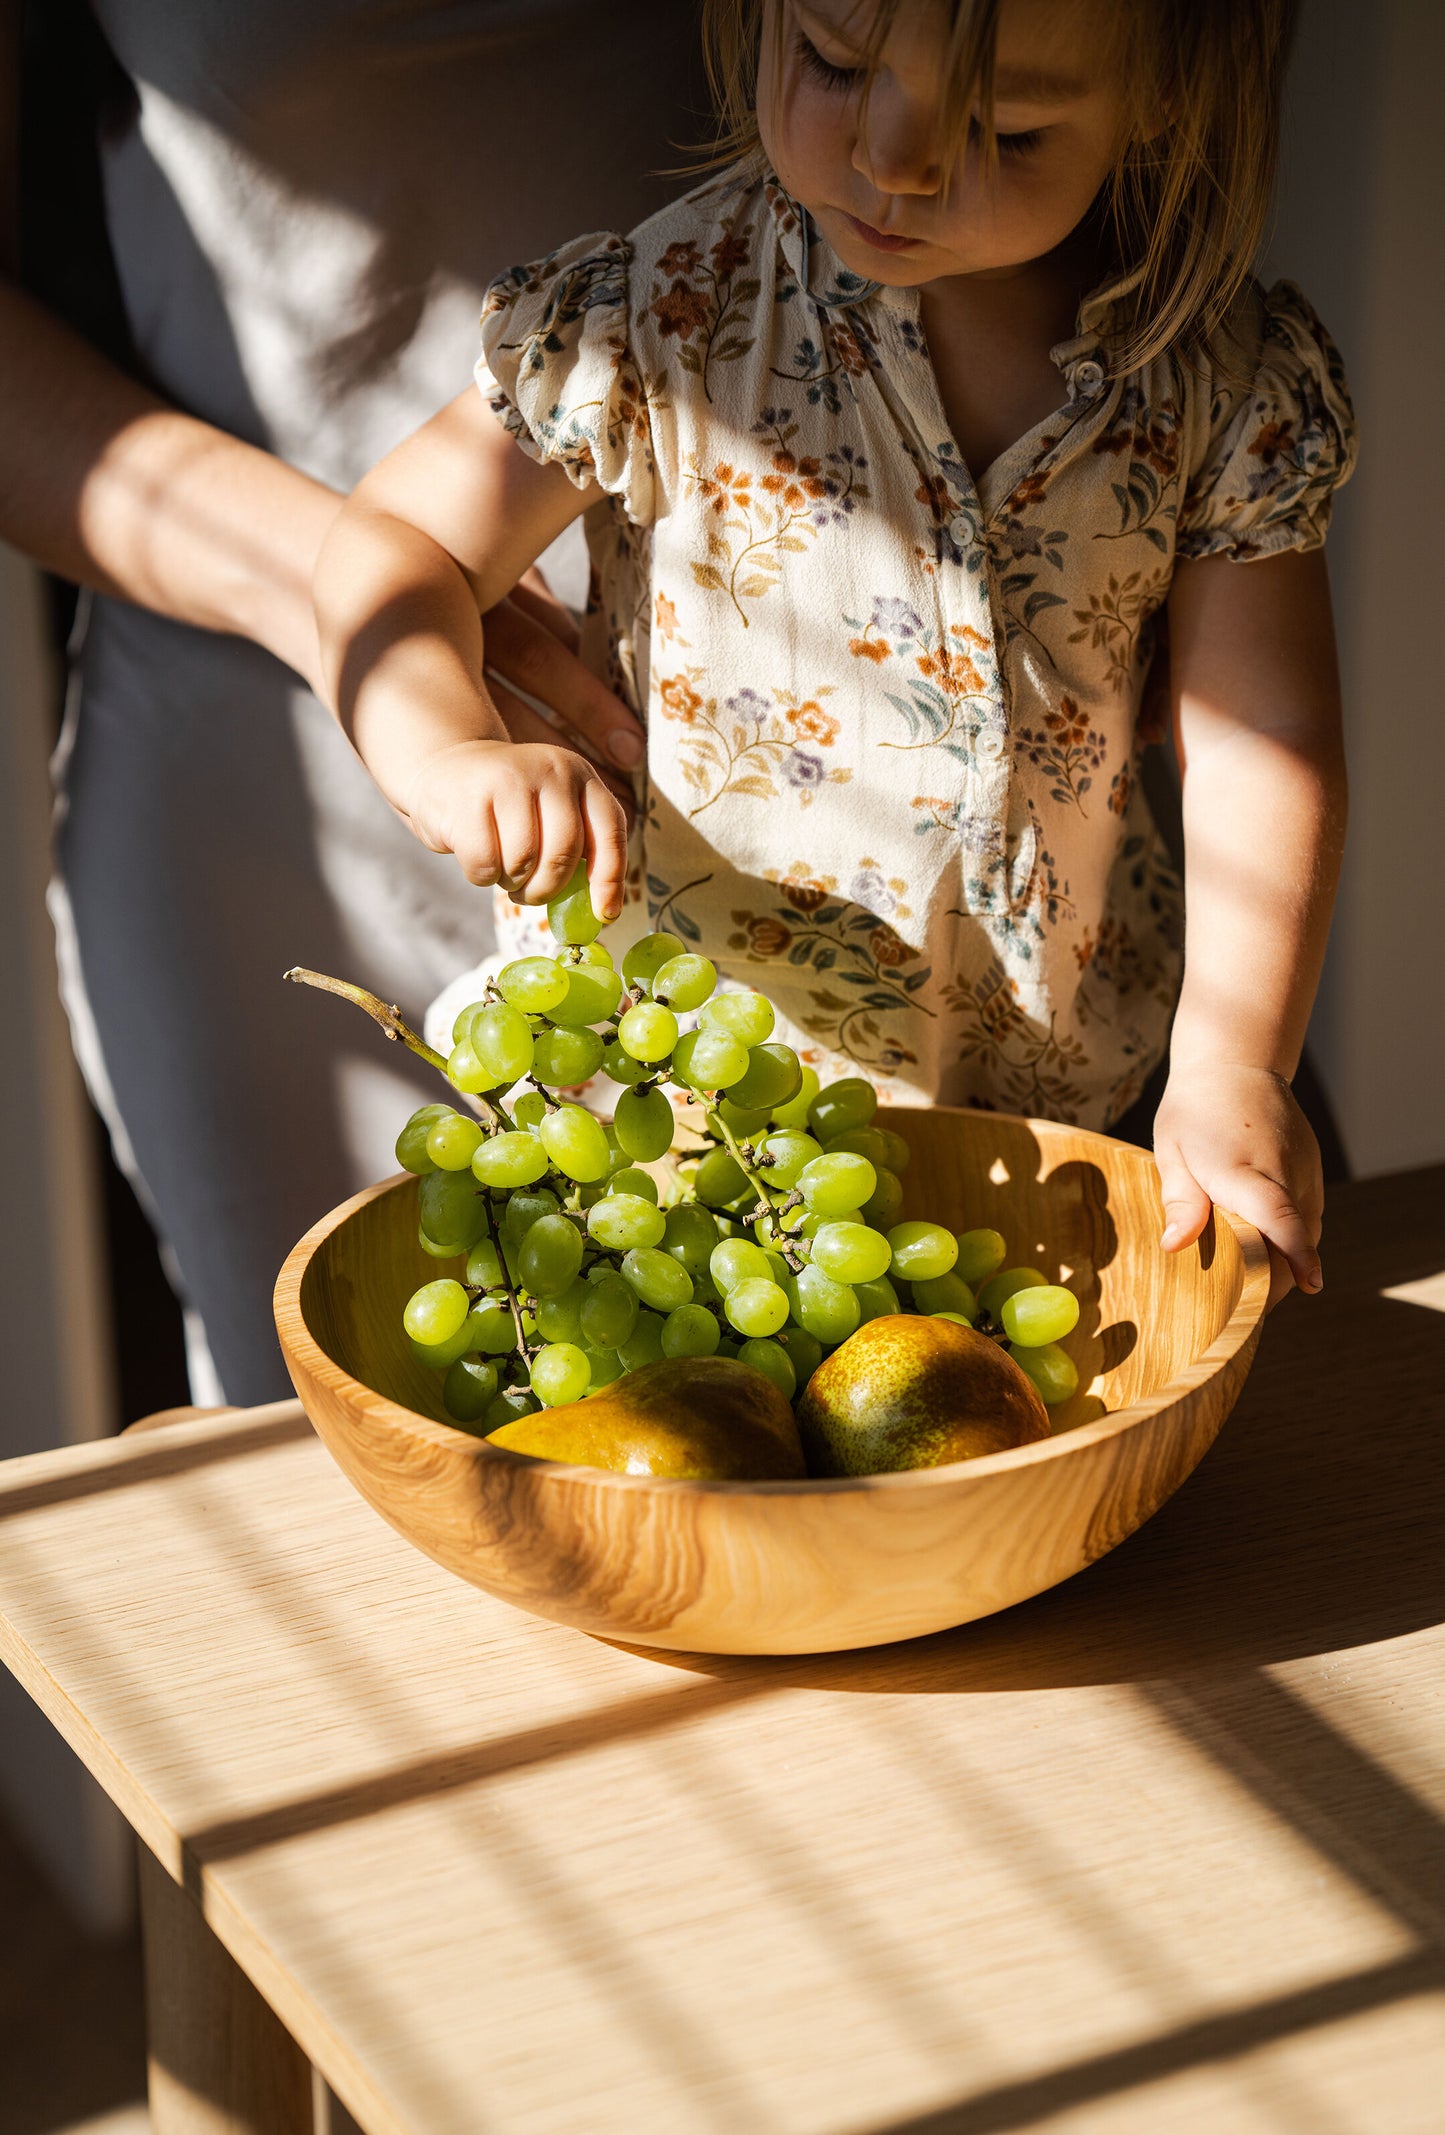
[472, 158, 1355, 1127]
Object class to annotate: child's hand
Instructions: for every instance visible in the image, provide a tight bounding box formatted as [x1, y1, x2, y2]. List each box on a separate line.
[1152, 1062, 1324, 1306]
[401, 737, 629, 920]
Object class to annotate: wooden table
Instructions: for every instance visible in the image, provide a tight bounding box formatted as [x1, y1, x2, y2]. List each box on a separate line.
[2, 1168, 1443, 2135]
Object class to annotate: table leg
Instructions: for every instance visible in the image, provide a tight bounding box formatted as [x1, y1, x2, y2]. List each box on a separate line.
[139, 1847, 315, 2134]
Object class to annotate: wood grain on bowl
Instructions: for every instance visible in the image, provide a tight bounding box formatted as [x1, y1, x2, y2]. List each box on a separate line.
[274, 1108, 1269, 1655]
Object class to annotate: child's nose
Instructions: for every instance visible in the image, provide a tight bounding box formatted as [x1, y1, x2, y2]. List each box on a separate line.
[853, 92, 943, 199]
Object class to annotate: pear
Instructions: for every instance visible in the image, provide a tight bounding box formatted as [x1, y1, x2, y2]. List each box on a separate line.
[798, 1314, 1049, 1476]
[488, 1356, 806, 1480]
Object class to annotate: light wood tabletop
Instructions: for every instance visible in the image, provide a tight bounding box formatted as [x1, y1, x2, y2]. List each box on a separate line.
[2, 1166, 1443, 2135]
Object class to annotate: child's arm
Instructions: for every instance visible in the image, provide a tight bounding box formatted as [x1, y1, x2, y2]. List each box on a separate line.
[1156, 546, 1347, 1302]
[312, 387, 629, 919]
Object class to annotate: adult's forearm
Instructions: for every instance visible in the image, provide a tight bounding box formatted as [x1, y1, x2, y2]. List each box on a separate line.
[1172, 728, 1347, 1078]
[0, 276, 340, 689]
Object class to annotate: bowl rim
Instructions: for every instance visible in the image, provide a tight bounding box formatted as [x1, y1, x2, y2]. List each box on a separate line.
[274, 1107, 1271, 1498]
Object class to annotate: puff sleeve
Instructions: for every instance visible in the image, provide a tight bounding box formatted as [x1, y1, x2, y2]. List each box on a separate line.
[1175, 282, 1357, 562]
[475, 232, 659, 525]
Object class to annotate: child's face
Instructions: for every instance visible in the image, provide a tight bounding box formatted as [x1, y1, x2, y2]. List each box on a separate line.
[757, 0, 1126, 287]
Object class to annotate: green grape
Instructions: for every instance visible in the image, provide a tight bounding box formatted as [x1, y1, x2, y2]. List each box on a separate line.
[672, 1025, 749, 1091]
[779, 1323, 824, 1383]
[622, 931, 684, 991]
[583, 1347, 625, 1389]
[932, 1310, 973, 1329]
[770, 1064, 821, 1130]
[451, 999, 487, 1046]
[581, 1272, 639, 1350]
[605, 1044, 654, 1092]
[442, 1356, 500, 1427]
[910, 1270, 977, 1319]
[808, 1076, 877, 1141]
[496, 956, 570, 1014]
[652, 953, 717, 1012]
[954, 1228, 1009, 1286]
[613, 1085, 674, 1161]
[699, 989, 775, 1046]
[531, 1025, 606, 1087]
[464, 1235, 515, 1290]
[809, 1220, 892, 1284]
[1009, 1342, 1079, 1406]
[447, 1040, 496, 1095]
[468, 1001, 535, 1085]
[538, 1103, 611, 1182]
[822, 1126, 890, 1167]
[875, 1127, 912, 1175]
[418, 1228, 460, 1261]
[601, 1168, 654, 1205]
[396, 1103, 455, 1175]
[517, 1212, 585, 1296]
[852, 1274, 902, 1325]
[470, 1130, 549, 1190]
[407, 1318, 478, 1370]
[572, 941, 614, 969]
[509, 1090, 545, 1130]
[727, 1041, 803, 1112]
[470, 1300, 522, 1355]
[694, 1146, 753, 1209]
[530, 1343, 591, 1407]
[587, 1193, 666, 1252]
[691, 1269, 725, 1310]
[661, 1303, 721, 1358]
[716, 1337, 742, 1359]
[977, 1265, 1048, 1322]
[483, 1386, 540, 1432]
[418, 1170, 489, 1254]
[1001, 1283, 1080, 1348]
[737, 1337, 795, 1398]
[717, 1095, 773, 1136]
[886, 1220, 959, 1282]
[791, 1263, 862, 1345]
[724, 1277, 790, 1338]
[616, 1002, 678, 1064]
[797, 1151, 877, 1218]
[861, 1167, 905, 1228]
[617, 1311, 666, 1370]
[546, 862, 603, 945]
[576, 1181, 608, 1209]
[426, 1113, 484, 1171]
[620, 1247, 694, 1313]
[502, 1187, 559, 1239]
[661, 1205, 720, 1277]
[710, 1237, 773, 1293]
[757, 1130, 821, 1188]
[551, 963, 622, 1028]
[601, 1123, 631, 1177]
[535, 1279, 589, 1344]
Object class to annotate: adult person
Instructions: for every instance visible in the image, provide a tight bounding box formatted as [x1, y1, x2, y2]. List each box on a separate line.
[0, 0, 703, 1402]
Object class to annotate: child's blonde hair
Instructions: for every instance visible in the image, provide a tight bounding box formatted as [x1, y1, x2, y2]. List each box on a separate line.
[700, 0, 1296, 374]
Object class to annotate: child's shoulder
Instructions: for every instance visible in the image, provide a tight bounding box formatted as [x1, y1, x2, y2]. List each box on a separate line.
[620, 154, 780, 282]
[1179, 276, 1351, 428]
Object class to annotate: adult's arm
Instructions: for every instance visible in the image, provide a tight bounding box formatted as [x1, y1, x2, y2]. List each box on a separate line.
[0, 11, 643, 773]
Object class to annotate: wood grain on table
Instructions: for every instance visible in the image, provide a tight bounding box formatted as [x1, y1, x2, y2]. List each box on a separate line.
[1, 1168, 1443, 2135]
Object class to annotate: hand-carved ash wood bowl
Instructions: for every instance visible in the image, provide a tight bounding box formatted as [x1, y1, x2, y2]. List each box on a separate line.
[274, 1108, 1269, 1656]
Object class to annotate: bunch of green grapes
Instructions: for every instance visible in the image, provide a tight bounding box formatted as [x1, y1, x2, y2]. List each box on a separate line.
[394, 865, 1082, 1437]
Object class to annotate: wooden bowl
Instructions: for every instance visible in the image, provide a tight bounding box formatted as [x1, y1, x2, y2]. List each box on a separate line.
[274, 1108, 1269, 1656]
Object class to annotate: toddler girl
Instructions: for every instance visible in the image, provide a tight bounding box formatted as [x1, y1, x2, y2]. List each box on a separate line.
[315, 0, 1353, 1299]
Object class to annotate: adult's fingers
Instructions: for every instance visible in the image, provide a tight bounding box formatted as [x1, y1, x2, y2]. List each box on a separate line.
[484, 595, 645, 774]
[1154, 1140, 1212, 1254]
[582, 778, 628, 923]
[511, 568, 580, 655]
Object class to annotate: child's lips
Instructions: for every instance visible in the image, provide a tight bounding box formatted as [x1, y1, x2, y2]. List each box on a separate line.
[841, 212, 920, 253]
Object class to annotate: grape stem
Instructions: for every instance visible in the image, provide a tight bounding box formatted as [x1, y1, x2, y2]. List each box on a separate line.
[482, 1192, 536, 1362]
[283, 967, 511, 1129]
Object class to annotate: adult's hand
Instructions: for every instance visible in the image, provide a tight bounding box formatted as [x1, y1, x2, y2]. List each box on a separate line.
[480, 569, 645, 820]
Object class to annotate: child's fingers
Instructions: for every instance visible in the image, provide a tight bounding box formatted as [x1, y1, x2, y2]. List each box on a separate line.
[495, 788, 543, 896]
[1217, 1166, 1323, 1296]
[530, 785, 587, 903]
[1154, 1141, 1212, 1254]
[582, 777, 628, 923]
[451, 800, 502, 889]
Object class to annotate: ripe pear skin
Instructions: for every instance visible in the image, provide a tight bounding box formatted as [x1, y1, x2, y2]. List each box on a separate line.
[798, 1314, 1049, 1476]
[488, 1356, 806, 1480]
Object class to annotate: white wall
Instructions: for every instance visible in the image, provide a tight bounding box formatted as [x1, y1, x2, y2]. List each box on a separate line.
[1269, 0, 1445, 1177]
